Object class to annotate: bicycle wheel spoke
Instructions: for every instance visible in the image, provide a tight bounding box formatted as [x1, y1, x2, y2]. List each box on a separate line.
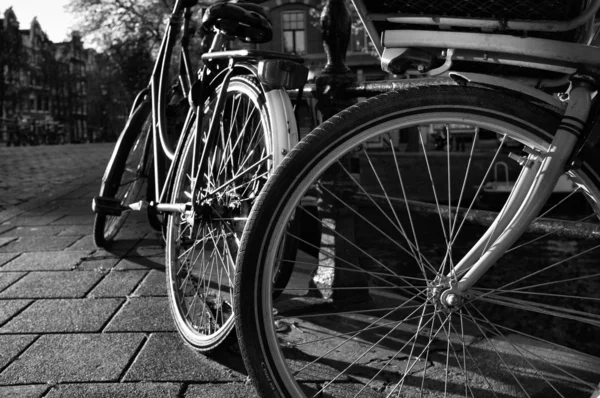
[472, 292, 600, 326]
[386, 313, 452, 397]
[461, 306, 531, 397]
[362, 150, 426, 274]
[167, 77, 271, 350]
[338, 158, 438, 277]
[507, 214, 596, 253]
[418, 133, 450, 261]
[234, 86, 600, 397]
[477, 243, 600, 301]
[297, 299, 432, 383]
[464, 303, 598, 391]
[468, 304, 572, 397]
[450, 135, 507, 247]
[316, 183, 437, 278]
[474, 286, 600, 302]
[284, 228, 423, 292]
[389, 133, 429, 279]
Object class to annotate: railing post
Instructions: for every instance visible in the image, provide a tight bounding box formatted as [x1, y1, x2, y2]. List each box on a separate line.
[309, 0, 371, 304]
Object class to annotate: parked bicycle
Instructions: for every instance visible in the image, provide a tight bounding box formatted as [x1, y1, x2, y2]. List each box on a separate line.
[235, 0, 600, 396]
[92, 0, 307, 351]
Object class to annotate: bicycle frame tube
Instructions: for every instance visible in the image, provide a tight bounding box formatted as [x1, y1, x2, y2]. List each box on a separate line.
[188, 64, 236, 208]
[149, 0, 196, 202]
[451, 83, 594, 292]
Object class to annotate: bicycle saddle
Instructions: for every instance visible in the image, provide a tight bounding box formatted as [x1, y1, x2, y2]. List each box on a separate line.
[202, 1, 273, 43]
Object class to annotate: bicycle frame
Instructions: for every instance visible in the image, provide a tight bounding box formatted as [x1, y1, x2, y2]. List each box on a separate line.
[134, 13, 307, 220]
[146, 0, 196, 207]
[349, 0, 600, 298]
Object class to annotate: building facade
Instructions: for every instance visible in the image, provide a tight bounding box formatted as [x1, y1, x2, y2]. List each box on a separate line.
[0, 8, 104, 144]
[257, 0, 381, 80]
[55, 32, 89, 143]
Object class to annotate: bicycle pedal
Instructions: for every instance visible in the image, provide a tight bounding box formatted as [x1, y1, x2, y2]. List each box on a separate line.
[92, 196, 128, 216]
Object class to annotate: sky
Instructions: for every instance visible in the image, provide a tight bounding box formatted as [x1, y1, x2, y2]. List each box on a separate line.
[1, 0, 75, 43]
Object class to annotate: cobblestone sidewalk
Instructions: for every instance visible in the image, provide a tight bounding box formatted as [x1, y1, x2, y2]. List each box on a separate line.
[0, 144, 117, 213]
[0, 143, 256, 397]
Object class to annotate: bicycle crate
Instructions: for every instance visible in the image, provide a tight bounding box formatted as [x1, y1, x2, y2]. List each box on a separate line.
[367, 0, 585, 21]
[356, 0, 593, 46]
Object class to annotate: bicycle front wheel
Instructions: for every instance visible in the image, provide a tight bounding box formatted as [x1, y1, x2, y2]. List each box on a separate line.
[93, 102, 151, 248]
[166, 76, 280, 350]
[235, 85, 600, 397]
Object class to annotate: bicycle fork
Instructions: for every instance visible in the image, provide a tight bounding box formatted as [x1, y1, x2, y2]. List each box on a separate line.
[443, 79, 594, 302]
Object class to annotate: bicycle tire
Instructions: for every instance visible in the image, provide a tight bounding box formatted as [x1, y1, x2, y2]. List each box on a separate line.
[93, 102, 152, 248]
[165, 75, 294, 351]
[235, 85, 600, 397]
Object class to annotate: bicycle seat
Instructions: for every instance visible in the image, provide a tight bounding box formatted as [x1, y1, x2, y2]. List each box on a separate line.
[202, 2, 272, 43]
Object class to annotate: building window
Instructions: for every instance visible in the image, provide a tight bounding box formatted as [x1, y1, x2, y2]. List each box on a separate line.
[282, 11, 306, 55]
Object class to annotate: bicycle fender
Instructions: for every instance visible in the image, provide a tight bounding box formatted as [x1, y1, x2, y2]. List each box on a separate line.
[101, 100, 151, 193]
[189, 63, 259, 107]
[265, 88, 298, 168]
[449, 71, 567, 111]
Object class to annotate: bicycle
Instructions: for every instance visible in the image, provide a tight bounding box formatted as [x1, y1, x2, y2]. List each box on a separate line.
[234, 0, 600, 396]
[92, 0, 307, 351]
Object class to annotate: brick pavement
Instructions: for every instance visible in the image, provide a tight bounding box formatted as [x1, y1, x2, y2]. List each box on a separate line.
[0, 144, 117, 213]
[0, 143, 257, 398]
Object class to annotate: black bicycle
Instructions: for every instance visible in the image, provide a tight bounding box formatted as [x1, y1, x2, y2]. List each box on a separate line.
[92, 0, 307, 351]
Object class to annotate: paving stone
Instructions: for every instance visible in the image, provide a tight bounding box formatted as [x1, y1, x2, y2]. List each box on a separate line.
[0, 144, 112, 216]
[124, 333, 240, 382]
[88, 271, 148, 298]
[50, 214, 95, 225]
[127, 239, 165, 257]
[43, 206, 94, 217]
[114, 256, 164, 271]
[0, 271, 26, 292]
[0, 299, 32, 326]
[48, 198, 93, 208]
[186, 383, 259, 398]
[78, 256, 120, 271]
[103, 240, 140, 256]
[0, 215, 63, 227]
[19, 205, 57, 216]
[46, 383, 182, 398]
[104, 297, 175, 332]
[0, 253, 19, 267]
[0, 385, 49, 398]
[65, 236, 96, 251]
[0, 236, 81, 253]
[62, 187, 95, 199]
[0, 334, 37, 369]
[0, 271, 104, 299]
[58, 225, 95, 235]
[0, 225, 15, 235]
[0, 251, 90, 271]
[133, 270, 167, 297]
[0, 237, 17, 248]
[0, 226, 66, 237]
[0, 333, 145, 384]
[0, 298, 123, 333]
[113, 226, 154, 241]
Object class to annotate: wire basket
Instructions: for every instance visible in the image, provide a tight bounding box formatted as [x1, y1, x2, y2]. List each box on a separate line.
[363, 0, 591, 43]
[368, 0, 585, 21]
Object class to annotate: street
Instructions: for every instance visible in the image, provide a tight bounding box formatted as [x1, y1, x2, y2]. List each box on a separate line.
[0, 143, 256, 397]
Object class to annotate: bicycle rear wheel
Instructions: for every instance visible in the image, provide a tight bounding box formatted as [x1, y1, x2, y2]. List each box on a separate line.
[235, 85, 600, 397]
[93, 102, 151, 248]
[166, 76, 286, 350]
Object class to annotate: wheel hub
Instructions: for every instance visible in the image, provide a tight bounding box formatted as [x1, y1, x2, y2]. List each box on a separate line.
[427, 276, 463, 310]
